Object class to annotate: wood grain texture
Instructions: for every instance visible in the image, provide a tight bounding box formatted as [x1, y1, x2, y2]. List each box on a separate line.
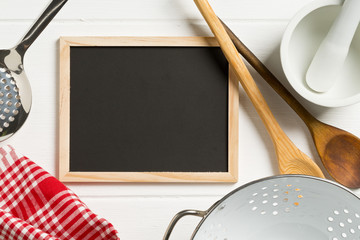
[58, 36, 239, 182]
[193, 0, 324, 178]
[221, 19, 360, 189]
[309, 121, 360, 188]
[59, 37, 71, 180]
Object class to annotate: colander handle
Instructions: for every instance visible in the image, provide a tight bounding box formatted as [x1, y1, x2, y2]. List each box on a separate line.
[163, 209, 207, 240]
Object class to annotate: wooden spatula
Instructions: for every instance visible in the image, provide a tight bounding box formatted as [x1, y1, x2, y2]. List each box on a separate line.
[193, 0, 324, 178]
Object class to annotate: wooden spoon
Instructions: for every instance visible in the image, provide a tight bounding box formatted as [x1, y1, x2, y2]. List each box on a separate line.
[193, 0, 324, 178]
[220, 19, 360, 188]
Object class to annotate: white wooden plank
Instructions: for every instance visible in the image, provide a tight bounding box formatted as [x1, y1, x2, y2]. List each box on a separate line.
[81, 196, 219, 240]
[2, 20, 360, 197]
[0, 1, 359, 240]
[1, 0, 313, 21]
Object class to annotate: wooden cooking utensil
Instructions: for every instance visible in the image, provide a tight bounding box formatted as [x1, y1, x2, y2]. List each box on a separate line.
[193, 0, 324, 178]
[220, 19, 360, 189]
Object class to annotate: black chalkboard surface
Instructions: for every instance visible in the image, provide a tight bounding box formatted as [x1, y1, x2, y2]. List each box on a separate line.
[59, 37, 239, 182]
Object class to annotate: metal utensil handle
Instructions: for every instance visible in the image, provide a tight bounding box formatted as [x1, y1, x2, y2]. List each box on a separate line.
[16, 0, 68, 55]
[163, 209, 206, 240]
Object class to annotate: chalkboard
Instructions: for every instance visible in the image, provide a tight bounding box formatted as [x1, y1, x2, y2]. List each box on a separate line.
[59, 37, 239, 182]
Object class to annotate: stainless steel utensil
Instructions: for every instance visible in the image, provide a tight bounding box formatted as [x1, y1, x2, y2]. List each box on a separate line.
[164, 175, 360, 239]
[0, 0, 67, 141]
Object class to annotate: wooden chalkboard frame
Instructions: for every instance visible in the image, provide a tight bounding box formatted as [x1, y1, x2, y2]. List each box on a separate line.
[59, 37, 239, 182]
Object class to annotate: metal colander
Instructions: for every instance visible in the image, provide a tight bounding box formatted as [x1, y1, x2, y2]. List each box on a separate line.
[164, 175, 360, 240]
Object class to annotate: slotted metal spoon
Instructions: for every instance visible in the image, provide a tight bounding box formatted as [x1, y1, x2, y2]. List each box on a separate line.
[164, 175, 360, 240]
[0, 0, 67, 141]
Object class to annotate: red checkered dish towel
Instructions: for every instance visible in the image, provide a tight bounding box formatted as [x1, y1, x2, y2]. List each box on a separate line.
[0, 145, 120, 240]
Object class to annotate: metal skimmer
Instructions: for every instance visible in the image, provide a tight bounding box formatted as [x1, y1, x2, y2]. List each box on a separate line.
[0, 0, 67, 141]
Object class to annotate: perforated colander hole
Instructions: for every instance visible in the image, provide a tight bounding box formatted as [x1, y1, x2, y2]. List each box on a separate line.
[355, 213, 360, 218]
[262, 200, 268, 204]
[249, 200, 255, 204]
[273, 195, 278, 199]
[332, 238, 338, 240]
[283, 198, 288, 202]
[322, 215, 358, 239]
[273, 189, 279, 192]
[0, 68, 5, 73]
[260, 211, 266, 215]
[252, 193, 258, 196]
[5, 74, 10, 78]
[273, 202, 278, 207]
[252, 206, 257, 211]
[272, 211, 278, 216]
[284, 208, 290, 213]
[261, 187, 267, 190]
[263, 193, 268, 197]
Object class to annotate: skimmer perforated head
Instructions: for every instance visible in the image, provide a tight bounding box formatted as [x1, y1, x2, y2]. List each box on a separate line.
[191, 175, 360, 240]
[0, 0, 67, 141]
[0, 67, 24, 133]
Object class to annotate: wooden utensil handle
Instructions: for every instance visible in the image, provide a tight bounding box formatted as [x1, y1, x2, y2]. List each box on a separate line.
[219, 19, 318, 127]
[194, 0, 285, 140]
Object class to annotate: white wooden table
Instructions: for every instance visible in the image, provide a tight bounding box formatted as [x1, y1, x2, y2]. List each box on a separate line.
[1, 0, 359, 239]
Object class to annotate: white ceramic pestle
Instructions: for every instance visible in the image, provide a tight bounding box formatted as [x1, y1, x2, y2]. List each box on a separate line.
[306, 0, 360, 93]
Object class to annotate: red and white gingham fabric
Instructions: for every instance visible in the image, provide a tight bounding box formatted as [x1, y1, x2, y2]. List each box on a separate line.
[0, 145, 120, 240]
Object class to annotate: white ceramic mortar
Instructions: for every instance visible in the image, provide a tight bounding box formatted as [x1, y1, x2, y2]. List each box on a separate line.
[281, 0, 360, 107]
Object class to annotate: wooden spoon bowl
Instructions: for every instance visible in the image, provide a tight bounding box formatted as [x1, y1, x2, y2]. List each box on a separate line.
[311, 122, 360, 188]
